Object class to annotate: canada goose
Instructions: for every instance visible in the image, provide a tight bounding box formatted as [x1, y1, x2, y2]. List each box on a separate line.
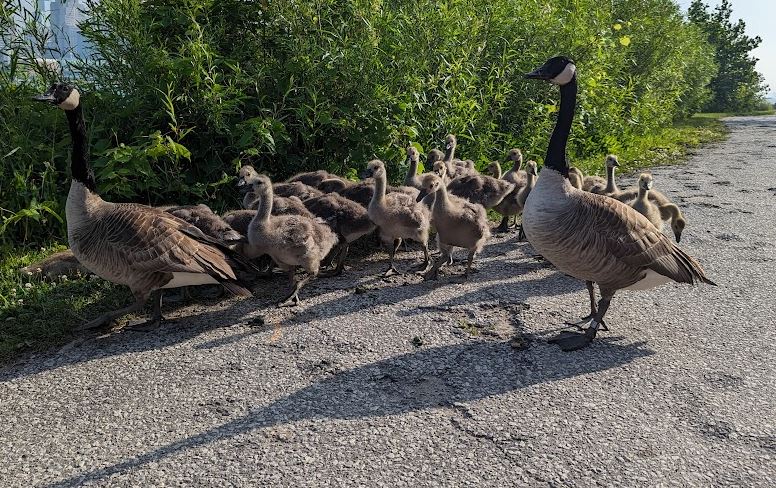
[582, 155, 620, 194]
[361, 160, 431, 276]
[303, 193, 377, 275]
[627, 174, 663, 229]
[432, 159, 451, 185]
[503, 149, 527, 187]
[568, 167, 584, 189]
[33, 83, 255, 330]
[523, 57, 715, 351]
[441, 134, 476, 178]
[336, 179, 419, 208]
[20, 250, 91, 280]
[416, 174, 490, 280]
[446, 171, 515, 210]
[287, 169, 340, 187]
[486, 161, 502, 178]
[404, 146, 423, 189]
[514, 160, 539, 240]
[318, 178, 351, 193]
[273, 181, 323, 201]
[162, 204, 244, 244]
[613, 183, 686, 243]
[245, 173, 338, 305]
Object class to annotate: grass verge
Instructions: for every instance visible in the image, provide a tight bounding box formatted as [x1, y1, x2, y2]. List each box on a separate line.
[0, 114, 733, 366]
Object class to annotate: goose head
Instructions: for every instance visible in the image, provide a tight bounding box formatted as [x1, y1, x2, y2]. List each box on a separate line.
[568, 167, 584, 189]
[432, 160, 447, 179]
[427, 149, 444, 165]
[507, 148, 523, 164]
[360, 159, 386, 179]
[526, 160, 538, 176]
[525, 56, 576, 86]
[672, 217, 685, 243]
[638, 173, 653, 191]
[486, 161, 502, 178]
[33, 82, 81, 110]
[237, 165, 261, 194]
[406, 146, 420, 163]
[416, 174, 444, 202]
[445, 134, 457, 151]
[606, 154, 620, 169]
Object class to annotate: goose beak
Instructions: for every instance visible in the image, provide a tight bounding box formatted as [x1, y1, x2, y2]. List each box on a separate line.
[32, 92, 57, 104]
[524, 67, 550, 80]
[237, 178, 250, 194]
[359, 169, 373, 179]
[416, 190, 428, 203]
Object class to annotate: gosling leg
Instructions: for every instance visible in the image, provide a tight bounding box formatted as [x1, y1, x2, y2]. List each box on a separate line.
[495, 215, 510, 234]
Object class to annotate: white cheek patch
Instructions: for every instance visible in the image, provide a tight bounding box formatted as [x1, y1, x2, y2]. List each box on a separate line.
[57, 89, 80, 110]
[550, 64, 576, 85]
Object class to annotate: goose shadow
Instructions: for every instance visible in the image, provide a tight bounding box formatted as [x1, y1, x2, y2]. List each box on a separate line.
[44, 338, 654, 487]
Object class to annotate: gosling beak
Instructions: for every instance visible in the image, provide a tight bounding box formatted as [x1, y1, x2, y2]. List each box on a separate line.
[237, 178, 249, 193]
[359, 169, 373, 179]
[416, 190, 428, 203]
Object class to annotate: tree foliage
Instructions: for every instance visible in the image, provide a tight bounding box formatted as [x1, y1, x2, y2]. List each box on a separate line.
[2, 0, 718, 244]
[688, 0, 767, 112]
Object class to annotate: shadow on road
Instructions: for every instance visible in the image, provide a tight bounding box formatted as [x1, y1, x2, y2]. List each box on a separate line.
[44, 338, 653, 487]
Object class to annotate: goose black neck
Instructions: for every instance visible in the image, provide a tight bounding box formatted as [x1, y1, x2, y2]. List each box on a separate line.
[65, 105, 96, 191]
[544, 77, 576, 176]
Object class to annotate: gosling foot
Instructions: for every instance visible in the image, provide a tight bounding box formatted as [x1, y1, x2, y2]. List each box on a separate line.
[126, 317, 163, 332]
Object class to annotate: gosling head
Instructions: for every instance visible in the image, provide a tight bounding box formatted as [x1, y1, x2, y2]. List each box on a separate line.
[318, 178, 348, 193]
[416, 174, 444, 202]
[638, 173, 654, 191]
[432, 160, 447, 178]
[568, 167, 584, 189]
[445, 134, 457, 150]
[427, 148, 444, 165]
[486, 161, 501, 178]
[32, 82, 81, 110]
[360, 159, 386, 179]
[525, 56, 576, 86]
[507, 148, 523, 163]
[237, 165, 261, 194]
[406, 146, 420, 162]
[606, 154, 620, 168]
[672, 217, 685, 243]
[526, 160, 538, 176]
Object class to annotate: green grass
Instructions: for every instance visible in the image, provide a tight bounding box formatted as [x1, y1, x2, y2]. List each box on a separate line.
[0, 115, 731, 366]
[692, 110, 776, 119]
[0, 244, 128, 364]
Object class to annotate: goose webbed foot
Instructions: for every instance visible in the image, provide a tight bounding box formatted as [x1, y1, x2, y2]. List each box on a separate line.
[383, 266, 402, 277]
[126, 317, 163, 331]
[548, 325, 599, 352]
[76, 314, 116, 331]
[278, 293, 301, 307]
[564, 313, 595, 330]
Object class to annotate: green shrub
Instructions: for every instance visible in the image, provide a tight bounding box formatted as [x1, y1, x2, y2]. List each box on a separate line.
[1, 0, 718, 245]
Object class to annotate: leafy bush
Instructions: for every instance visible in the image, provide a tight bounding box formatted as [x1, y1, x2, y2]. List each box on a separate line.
[1, 0, 718, 245]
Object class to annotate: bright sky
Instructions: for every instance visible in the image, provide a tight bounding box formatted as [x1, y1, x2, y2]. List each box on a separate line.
[677, 0, 775, 99]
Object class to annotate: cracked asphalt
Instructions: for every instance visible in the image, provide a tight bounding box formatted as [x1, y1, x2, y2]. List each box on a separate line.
[1, 116, 775, 487]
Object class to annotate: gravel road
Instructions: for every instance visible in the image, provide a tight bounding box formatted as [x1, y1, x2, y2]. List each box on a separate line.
[2, 116, 775, 487]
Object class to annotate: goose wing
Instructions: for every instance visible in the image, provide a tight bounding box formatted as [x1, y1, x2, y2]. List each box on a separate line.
[90, 204, 240, 281]
[574, 192, 714, 289]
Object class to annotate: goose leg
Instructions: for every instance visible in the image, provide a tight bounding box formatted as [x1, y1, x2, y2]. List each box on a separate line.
[495, 215, 510, 233]
[383, 239, 402, 277]
[321, 242, 349, 277]
[517, 224, 526, 241]
[77, 290, 150, 331]
[411, 241, 431, 273]
[549, 290, 615, 351]
[127, 290, 165, 331]
[463, 250, 477, 278]
[565, 281, 598, 329]
[423, 249, 448, 281]
[279, 268, 310, 307]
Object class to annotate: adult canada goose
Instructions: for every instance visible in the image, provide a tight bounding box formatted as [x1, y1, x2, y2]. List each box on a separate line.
[20, 250, 91, 280]
[523, 57, 715, 351]
[416, 174, 490, 280]
[162, 204, 244, 244]
[404, 146, 423, 190]
[361, 160, 431, 276]
[582, 155, 620, 195]
[287, 169, 340, 187]
[245, 174, 338, 305]
[33, 83, 255, 329]
[303, 193, 377, 275]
